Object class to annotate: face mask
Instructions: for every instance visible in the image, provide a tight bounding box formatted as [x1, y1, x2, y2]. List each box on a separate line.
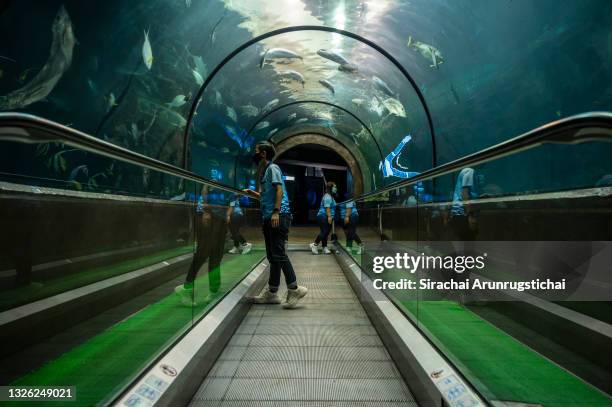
[252, 152, 262, 164]
[331, 186, 337, 194]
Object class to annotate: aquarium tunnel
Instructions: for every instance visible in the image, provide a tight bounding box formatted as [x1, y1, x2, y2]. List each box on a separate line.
[0, 1, 612, 406]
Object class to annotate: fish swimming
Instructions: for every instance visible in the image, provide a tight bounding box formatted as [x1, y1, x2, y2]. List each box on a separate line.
[106, 92, 118, 112]
[226, 106, 237, 122]
[338, 63, 359, 73]
[192, 55, 207, 78]
[317, 49, 350, 65]
[268, 128, 278, 137]
[407, 36, 444, 69]
[213, 90, 223, 106]
[192, 69, 204, 85]
[186, 0, 192, 7]
[69, 164, 88, 181]
[372, 76, 395, 97]
[295, 118, 308, 124]
[319, 79, 335, 95]
[239, 103, 259, 117]
[351, 98, 365, 106]
[254, 121, 270, 131]
[261, 98, 279, 114]
[142, 30, 153, 70]
[166, 94, 187, 108]
[260, 48, 302, 68]
[278, 70, 305, 87]
[0, 5, 76, 110]
[287, 112, 297, 121]
[381, 97, 406, 118]
[368, 97, 385, 116]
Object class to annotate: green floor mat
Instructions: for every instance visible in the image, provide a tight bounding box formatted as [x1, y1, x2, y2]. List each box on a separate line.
[5, 251, 264, 406]
[405, 300, 611, 406]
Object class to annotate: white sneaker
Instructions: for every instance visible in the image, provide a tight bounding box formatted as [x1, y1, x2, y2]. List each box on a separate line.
[174, 284, 194, 307]
[283, 286, 308, 309]
[240, 242, 252, 255]
[309, 242, 319, 255]
[355, 244, 363, 255]
[250, 289, 282, 304]
[228, 247, 239, 254]
[323, 247, 332, 254]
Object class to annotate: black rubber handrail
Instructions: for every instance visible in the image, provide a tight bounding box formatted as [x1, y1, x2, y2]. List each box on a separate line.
[0, 113, 255, 198]
[342, 111, 612, 204]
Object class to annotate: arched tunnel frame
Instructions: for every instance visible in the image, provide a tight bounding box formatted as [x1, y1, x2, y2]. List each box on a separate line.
[182, 25, 438, 180]
[269, 130, 367, 196]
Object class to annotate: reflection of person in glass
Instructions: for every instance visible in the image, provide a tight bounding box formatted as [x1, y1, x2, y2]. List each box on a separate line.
[450, 167, 481, 240]
[227, 195, 252, 255]
[338, 197, 363, 255]
[174, 186, 227, 307]
[310, 182, 337, 255]
[244, 141, 307, 308]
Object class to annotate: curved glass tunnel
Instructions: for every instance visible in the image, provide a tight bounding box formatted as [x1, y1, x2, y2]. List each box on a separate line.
[0, 1, 612, 406]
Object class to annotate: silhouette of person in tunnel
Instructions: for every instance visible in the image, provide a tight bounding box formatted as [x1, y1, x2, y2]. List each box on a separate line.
[244, 141, 307, 308]
[174, 184, 227, 307]
[310, 181, 337, 255]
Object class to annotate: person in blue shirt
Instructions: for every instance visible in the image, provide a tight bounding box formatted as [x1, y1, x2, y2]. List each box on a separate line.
[338, 196, 363, 255]
[227, 195, 252, 255]
[310, 182, 337, 255]
[450, 167, 481, 241]
[243, 141, 307, 309]
[175, 183, 228, 306]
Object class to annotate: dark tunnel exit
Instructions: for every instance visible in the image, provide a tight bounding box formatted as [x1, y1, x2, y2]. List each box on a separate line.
[275, 144, 352, 225]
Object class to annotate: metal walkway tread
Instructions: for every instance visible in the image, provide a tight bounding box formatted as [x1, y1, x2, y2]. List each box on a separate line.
[189, 251, 418, 406]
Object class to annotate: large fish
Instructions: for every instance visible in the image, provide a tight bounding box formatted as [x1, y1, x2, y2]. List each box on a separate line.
[261, 98, 279, 114]
[319, 79, 335, 95]
[381, 97, 407, 118]
[239, 103, 259, 117]
[372, 76, 395, 97]
[166, 94, 187, 108]
[0, 5, 76, 110]
[407, 36, 444, 69]
[338, 63, 359, 73]
[142, 30, 153, 70]
[192, 69, 204, 85]
[260, 48, 302, 68]
[317, 49, 350, 65]
[278, 70, 305, 87]
[254, 121, 270, 131]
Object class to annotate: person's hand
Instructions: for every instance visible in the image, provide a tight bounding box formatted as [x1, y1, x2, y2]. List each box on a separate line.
[243, 189, 259, 198]
[327, 216, 333, 225]
[344, 217, 349, 225]
[271, 212, 280, 228]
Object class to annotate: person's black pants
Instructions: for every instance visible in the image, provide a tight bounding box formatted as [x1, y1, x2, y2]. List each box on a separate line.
[185, 213, 227, 293]
[314, 215, 332, 247]
[263, 214, 297, 291]
[342, 216, 362, 247]
[229, 213, 247, 247]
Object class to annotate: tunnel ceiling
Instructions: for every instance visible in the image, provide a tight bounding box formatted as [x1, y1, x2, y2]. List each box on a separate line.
[1, 0, 610, 193]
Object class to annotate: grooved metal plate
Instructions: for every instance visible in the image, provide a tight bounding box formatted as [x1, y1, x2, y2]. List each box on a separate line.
[223, 378, 414, 401]
[190, 251, 417, 405]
